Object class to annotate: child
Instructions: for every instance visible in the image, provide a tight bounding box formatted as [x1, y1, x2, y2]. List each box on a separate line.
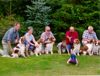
[67, 50, 78, 65]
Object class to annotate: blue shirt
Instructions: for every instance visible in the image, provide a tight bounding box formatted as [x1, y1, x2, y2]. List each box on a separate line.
[2, 27, 19, 43]
[82, 30, 98, 40]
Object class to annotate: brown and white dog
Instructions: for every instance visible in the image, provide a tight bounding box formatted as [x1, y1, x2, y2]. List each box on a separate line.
[85, 40, 94, 56]
[92, 40, 100, 55]
[44, 37, 55, 54]
[73, 39, 81, 56]
[80, 45, 88, 55]
[34, 39, 43, 56]
[12, 37, 26, 58]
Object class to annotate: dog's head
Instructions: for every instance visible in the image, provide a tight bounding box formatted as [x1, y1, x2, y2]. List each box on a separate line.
[74, 39, 80, 44]
[19, 36, 25, 44]
[93, 40, 100, 45]
[87, 39, 94, 43]
[80, 45, 88, 52]
[37, 38, 43, 44]
[48, 37, 55, 42]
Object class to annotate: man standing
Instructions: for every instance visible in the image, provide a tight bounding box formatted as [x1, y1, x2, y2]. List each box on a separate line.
[2, 22, 20, 57]
[66, 26, 78, 54]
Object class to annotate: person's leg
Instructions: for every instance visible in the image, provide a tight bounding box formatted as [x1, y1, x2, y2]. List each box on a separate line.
[2, 40, 10, 56]
[66, 44, 72, 54]
[25, 44, 30, 57]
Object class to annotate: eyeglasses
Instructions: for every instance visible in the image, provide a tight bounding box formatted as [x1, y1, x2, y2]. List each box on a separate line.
[47, 30, 50, 32]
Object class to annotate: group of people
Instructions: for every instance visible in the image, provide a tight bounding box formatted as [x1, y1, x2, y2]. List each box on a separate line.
[0, 22, 56, 57]
[57, 26, 99, 65]
[0, 22, 100, 65]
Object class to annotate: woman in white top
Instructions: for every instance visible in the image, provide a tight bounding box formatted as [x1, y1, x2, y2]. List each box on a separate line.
[24, 26, 38, 56]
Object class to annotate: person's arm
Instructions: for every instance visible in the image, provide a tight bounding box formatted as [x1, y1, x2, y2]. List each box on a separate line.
[51, 32, 56, 42]
[93, 32, 98, 40]
[32, 36, 39, 47]
[40, 33, 45, 43]
[7, 41, 13, 52]
[15, 32, 19, 44]
[66, 31, 72, 42]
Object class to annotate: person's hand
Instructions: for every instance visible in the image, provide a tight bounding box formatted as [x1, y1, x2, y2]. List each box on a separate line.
[68, 37, 72, 42]
[15, 39, 19, 44]
[35, 43, 39, 47]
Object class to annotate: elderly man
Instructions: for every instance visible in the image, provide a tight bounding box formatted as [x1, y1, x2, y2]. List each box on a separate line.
[82, 26, 98, 45]
[2, 22, 20, 57]
[40, 26, 56, 54]
[66, 26, 79, 54]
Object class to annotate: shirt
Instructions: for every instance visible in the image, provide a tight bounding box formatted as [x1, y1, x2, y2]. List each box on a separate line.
[2, 27, 19, 43]
[24, 33, 36, 45]
[66, 31, 78, 44]
[82, 30, 98, 40]
[41, 32, 55, 42]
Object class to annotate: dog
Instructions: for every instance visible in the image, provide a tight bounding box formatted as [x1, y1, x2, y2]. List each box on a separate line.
[12, 37, 26, 58]
[11, 49, 19, 58]
[92, 40, 100, 55]
[44, 37, 55, 54]
[34, 39, 43, 56]
[80, 45, 88, 55]
[73, 39, 81, 56]
[85, 40, 94, 56]
[57, 39, 66, 54]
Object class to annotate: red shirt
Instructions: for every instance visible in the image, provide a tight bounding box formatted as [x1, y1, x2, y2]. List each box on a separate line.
[66, 31, 78, 44]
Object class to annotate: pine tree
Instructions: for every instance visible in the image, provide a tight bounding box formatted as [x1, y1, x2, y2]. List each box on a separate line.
[25, 0, 51, 39]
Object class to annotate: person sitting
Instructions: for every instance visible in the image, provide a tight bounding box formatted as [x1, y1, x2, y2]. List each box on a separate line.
[40, 26, 56, 54]
[24, 26, 38, 56]
[82, 26, 98, 45]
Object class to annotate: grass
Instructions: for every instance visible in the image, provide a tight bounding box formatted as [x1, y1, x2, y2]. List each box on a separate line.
[0, 54, 100, 76]
[0, 45, 100, 76]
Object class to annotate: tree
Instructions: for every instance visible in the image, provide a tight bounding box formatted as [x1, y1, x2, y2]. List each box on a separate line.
[47, 0, 100, 41]
[25, 0, 51, 39]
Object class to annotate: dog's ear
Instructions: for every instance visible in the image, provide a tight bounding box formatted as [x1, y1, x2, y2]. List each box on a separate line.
[37, 38, 43, 44]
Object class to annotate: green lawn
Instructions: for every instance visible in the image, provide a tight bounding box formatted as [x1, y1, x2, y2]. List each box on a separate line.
[0, 54, 100, 76]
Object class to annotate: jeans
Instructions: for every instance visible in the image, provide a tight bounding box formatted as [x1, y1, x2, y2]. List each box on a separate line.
[66, 44, 72, 53]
